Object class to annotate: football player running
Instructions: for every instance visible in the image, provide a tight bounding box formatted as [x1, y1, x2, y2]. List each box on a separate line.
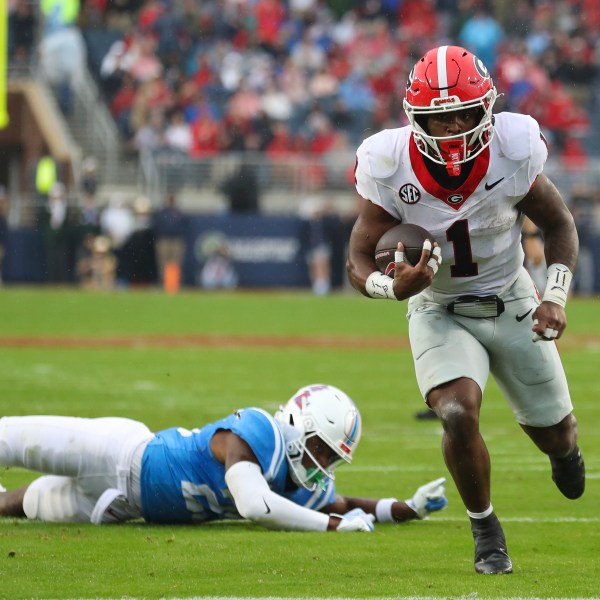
[347, 46, 585, 574]
[0, 384, 447, 531]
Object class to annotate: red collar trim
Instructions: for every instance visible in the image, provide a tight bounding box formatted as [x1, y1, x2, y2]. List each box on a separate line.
[409, 135, 489, 210]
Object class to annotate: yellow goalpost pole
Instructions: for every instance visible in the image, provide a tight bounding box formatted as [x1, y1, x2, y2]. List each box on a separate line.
[0, 0, 9, 129]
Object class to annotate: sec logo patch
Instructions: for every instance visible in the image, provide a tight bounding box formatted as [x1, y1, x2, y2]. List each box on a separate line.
[399, 184, 421, 204]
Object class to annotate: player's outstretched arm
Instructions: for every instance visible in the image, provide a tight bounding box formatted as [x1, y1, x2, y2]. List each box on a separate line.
[323, 477, 448, 522]
[225, 461, 373, 532]
[216, 431, 372, 532]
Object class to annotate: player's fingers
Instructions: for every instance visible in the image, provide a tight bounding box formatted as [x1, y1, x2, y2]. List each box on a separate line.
[395, 242, 405, 263]
[415, 239, 433, 268]
[532, 318, 543, 342]
[427, 256, 439, 274]
[426, 244, 441, 274]
[532, 319, 559, 342]
[532, 331, 558, 342]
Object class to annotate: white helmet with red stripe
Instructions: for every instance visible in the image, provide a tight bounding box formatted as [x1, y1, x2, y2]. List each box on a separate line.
[274, 384, 362, 491]
[404, 45, 497, 171]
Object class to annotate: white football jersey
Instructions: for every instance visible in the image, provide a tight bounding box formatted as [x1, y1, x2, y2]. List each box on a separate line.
[355, 112, 548, 303]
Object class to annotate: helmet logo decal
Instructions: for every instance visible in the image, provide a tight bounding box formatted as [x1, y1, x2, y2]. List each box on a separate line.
[292, 384, 327, 408]
[473, 56, 489, 79]
[344, 409, 361, 447]
[406, 66, 415, 90]
[399, 183, 421, 205]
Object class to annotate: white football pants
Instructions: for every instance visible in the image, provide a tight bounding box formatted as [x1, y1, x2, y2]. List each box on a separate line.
[407, 267, 573, 427]
[0, 416, 154, 523]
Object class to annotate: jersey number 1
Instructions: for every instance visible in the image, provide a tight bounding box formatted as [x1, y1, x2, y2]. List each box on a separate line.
[447, 220, 478, 277]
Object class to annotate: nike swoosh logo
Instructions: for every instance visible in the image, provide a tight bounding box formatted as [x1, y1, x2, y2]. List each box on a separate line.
[263, 498, 271, 514]
[516, 308, 533, 322]
[485, 177, 504, 191]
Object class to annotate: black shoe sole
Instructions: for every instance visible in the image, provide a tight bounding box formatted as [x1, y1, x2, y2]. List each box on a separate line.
[475, 556, 513, 575]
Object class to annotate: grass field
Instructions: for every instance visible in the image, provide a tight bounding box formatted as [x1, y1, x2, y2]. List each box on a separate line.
[0, 288, 598, 600]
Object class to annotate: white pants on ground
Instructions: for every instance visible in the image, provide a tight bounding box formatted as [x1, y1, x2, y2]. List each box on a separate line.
[0, 416, 154, 523]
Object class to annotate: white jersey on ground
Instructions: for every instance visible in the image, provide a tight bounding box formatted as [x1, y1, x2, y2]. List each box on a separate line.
[355, 112, 547, 304]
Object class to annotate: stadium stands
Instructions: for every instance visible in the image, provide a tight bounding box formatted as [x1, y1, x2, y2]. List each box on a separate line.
[3, 0, 600, 291]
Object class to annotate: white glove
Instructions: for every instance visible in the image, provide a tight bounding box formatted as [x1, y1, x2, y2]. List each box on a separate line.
[334, 508, 375, 532]
[406, 477, 448, 519]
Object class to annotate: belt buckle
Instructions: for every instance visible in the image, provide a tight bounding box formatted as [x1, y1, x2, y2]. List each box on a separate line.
[447, 295, 505, 318]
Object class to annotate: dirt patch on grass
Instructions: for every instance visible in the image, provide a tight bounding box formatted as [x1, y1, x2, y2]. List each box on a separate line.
[0, 333, 599, 351]
[0, 334, 409, 350]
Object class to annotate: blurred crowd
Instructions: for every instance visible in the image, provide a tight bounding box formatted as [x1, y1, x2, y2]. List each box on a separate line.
[5, 0, 600, 294]
[24, 150, 248, 291]
[31, 167, 186, 291]
[8, 0, 600, 165]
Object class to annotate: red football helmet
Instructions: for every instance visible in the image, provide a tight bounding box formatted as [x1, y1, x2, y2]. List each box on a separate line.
[404, 45, 497, 173]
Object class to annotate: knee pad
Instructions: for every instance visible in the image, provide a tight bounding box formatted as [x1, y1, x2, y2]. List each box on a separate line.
[23, 476, 89, 522]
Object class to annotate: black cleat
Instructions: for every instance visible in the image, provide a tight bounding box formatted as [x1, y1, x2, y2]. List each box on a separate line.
[550, 446, 586, 499]
[415, 408, 439, 420]
[470, 513, 513, 575]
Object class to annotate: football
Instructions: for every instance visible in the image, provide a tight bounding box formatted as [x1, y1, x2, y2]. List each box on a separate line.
[375, 223, 435, 275]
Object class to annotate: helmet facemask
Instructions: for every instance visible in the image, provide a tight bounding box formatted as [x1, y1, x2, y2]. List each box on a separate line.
[406, 91, 496, 175]
[280, 426, 345, 491]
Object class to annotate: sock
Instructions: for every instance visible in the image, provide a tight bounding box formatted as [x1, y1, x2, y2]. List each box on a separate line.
[467, 504, 494, 519]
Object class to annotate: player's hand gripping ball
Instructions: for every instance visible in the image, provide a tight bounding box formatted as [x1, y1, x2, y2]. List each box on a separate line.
[375, 223, 436, 276]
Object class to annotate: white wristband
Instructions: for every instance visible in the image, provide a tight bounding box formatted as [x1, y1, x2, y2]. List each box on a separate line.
[365, 272, 396, 300]
[542, 263, 573, 308]
[375, 497, 398, 523]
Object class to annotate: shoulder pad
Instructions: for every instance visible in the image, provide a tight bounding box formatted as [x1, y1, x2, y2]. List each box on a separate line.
[493, 112, 545, 162]
[356, 129, 403, 179]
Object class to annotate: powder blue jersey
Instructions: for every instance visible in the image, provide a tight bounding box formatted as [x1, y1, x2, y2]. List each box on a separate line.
[139, 408, 336, 523]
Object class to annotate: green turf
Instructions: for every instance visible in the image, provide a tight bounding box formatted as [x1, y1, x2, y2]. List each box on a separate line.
[0, 287, 409, 337]
[0, 288, 599, 599]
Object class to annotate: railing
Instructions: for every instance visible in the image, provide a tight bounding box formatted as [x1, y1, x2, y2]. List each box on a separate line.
[70, 66, 122, 182]
[142, 149, 355, 191]
[136, 149, 600, 214]
[11, 150, 600, 227]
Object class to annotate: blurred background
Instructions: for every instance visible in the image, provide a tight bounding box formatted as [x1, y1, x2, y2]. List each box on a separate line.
[1, 0, 599, 294]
